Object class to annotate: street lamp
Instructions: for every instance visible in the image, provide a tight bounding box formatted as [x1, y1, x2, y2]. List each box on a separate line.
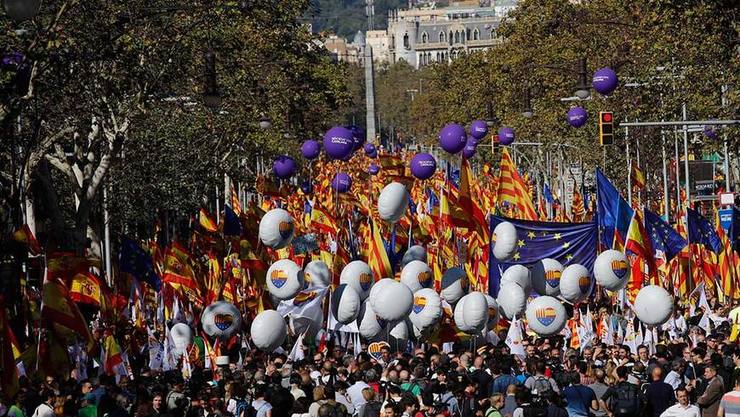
[3, 0, 41, 21]
[574, 57, 591, 100]
[485, 102, 498, 127]
[203, 48, 221, 110]
[522, 88, 534, 118]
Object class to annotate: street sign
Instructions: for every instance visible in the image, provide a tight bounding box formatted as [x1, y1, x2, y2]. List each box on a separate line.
[719, 208, 733, 233]
[720, 192, 734, 205]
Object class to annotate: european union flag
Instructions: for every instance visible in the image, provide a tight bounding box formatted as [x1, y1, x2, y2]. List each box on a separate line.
[120, 237, 161, 291]
[687, 208, 721, 253]
[488, 216, 597, 297]
[224, 205, 242, 236]
[596, 169, 633, 249]
[644, 209, 686, 263]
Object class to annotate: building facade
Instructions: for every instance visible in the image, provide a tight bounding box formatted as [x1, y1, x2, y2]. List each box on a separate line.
[383, 0, 517, 68]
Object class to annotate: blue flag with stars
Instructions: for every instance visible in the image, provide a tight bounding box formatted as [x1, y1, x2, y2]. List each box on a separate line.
[687, 208, 721, 253]
[488, 216, 597, 297]
[644, 209, 686, 264]
[120, 237, 161, 291]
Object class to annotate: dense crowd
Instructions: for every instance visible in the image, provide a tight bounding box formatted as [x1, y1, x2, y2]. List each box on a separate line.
[3, 304, 740, 417]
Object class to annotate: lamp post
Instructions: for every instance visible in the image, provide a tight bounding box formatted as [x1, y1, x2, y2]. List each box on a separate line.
[521, 88, 534, 118]
[203, 48, 221, 111]
[3, 0, 41, 21]
[574, 57, 590, 100]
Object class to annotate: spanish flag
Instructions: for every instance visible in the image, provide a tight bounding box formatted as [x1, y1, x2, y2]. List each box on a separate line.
[41, 277, 91, 345]
[310, 203, 338, 236]
[625, 211, 658, 300]
[162, 244, 201, 301]
[69, 272, 103, 306]
[199, 208, 218, 233]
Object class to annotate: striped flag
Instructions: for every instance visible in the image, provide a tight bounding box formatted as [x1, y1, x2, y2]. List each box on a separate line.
[715, 210, 739, 300]
[625, 211, 658, 299]
[69, 272, 103, 306]
[230, 182, 242, 216]
[199, 208, 218, 233]
[366, 218, 393, 279]
[496, 149, 537, 220]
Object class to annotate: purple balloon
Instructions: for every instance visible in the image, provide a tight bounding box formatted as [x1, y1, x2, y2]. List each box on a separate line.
[368, 163, 380, 175]
[704, 125, 718, 140]
[323, 126, 354, 160]
[368, 149, 378, 158]
[438, 123, 467, 154]
[347, 125, 366, 151]
[470, 120, 488, 140]
[498, 127, 515, 146]
[273, 155, 296, 179]
[301, 140, 321, 160]
[363, 143, 376, 155]
[567, 106, 588, 128]
[463, 140, 477, 159]
[331, 172, 352, 193]
[410, 153, 437, 180]
[592, 67, 618, 96]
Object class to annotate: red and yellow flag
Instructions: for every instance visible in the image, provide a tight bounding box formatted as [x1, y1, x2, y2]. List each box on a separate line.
[69, 272, 102, 306]
[366, 218, 393, 280]
[41, 277, 92, 345]
[0, 297, 20, 400]
[199, 208, 218, 233]
[496, 149, 538, 220]
[715, 210, 738, 300]
[311, 203, 338, 236]
[625, 211, 658, 300]
[12, 224, 41, 255]
[162, 243, 201, 301]
[103, 334, 124, 376]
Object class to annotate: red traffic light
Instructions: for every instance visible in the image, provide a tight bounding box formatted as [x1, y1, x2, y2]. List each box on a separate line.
[602, 112, 613, 122]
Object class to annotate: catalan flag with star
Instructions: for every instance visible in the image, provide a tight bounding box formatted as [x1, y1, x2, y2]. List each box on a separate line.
[488, 216, 597, 297]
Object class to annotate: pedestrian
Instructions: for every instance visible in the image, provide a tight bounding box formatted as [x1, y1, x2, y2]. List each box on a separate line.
[562, 371, 598, 417]
[717, 370, 740, 417]
[644, 367, 676, 417]
[601, 366, 642, 417]
[31, 391, 55, 417]
[485, 393, 504, 417]
[659, 388, 700, 417]
[696, 365, 724, 417]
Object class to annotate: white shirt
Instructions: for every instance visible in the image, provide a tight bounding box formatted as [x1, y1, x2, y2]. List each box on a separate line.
[347, 381, 370, 409]
[32, 403, 55, 417]
[659, 403, 700, 417]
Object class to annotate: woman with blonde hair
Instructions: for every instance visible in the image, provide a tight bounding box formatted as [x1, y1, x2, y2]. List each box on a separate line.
[308, 386, 329, 417]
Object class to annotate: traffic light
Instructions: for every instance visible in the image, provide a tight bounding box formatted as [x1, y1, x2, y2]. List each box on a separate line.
[599, 111, 614, 145]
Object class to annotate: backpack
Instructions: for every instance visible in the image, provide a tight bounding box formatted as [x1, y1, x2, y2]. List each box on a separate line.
[235, 399, 256, 417]
[522, 404, 548, 417]
[612, 383, 639, 417]
[530, 377, 553, 404]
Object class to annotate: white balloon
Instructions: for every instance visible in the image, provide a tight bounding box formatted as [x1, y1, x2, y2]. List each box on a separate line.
[202, 301, 243, 339]
[532, 258, 563, 296]
[170, 323, 193, 356]
[378, 182, 408, 223]
[340, 260, 374, 300]
[594, 250, 630, 291]
[304, 260, 331, 289]
[372, 279, 413, 322]
[560, 264, 593, 303]
[389, 319, 410, 343]
[484, 294, 500, 330]
[331, 284, 361, 324]
[409, 288, 442, 330]
[501, 265, 531, 294]
[251, 310, 287, 351]
[492, 221, 518, 261]
[440, 267, 469, 304]
[401, 245, 427, 268]
[266, 259, 305, 300]
[369, 278, 396, 313]
[400, 260, 434, 292]
[357, 301, 386, 340]
[525, 296, 567, 336]
[454, 292, 489, 334]
[258, 208, 295, 249]
[634, 285, 673, 326]
[497, 283, 526, 319]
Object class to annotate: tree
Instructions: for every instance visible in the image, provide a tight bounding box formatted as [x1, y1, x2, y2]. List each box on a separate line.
[0, 0, 355, 253]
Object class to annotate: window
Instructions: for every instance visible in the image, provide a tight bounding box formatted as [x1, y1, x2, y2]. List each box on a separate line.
[403, 32, 409, 49]
[454, 31, 460, 44]
[466, 28, 471, 42]
[439, 31, 445, 43]
[421, 32, 428, 43]
[490, 28, 496, 39]
[449, 31, 453, 45]
[473, 28, 480, 40]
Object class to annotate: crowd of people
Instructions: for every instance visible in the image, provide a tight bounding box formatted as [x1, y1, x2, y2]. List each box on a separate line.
[2, 303, 740, 417]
